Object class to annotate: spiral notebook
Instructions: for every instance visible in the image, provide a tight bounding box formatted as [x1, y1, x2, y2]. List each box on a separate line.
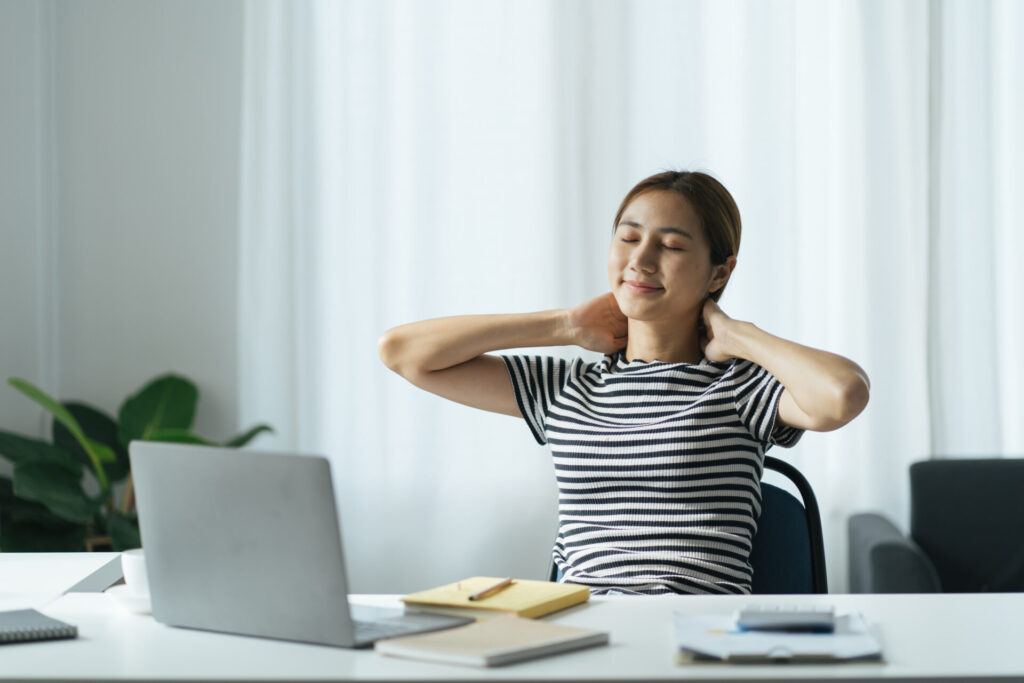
[0, 609, 78, 645]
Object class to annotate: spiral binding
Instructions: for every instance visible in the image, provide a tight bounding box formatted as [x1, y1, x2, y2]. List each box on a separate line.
[0, 610, 77, 644]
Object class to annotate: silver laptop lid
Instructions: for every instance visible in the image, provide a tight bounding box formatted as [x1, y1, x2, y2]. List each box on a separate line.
[129, 442, 357, 647]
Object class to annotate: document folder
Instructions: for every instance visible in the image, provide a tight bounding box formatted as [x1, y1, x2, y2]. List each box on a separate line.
[673, 611, 883, 663]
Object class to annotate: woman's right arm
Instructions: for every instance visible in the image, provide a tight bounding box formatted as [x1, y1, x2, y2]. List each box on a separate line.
[377, 293, 627, 417]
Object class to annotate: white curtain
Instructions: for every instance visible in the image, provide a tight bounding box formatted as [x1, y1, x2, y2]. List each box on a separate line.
[238, 0, 1024, 593]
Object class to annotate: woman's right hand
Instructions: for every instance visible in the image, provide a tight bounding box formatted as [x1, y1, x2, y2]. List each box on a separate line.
[566, 293, 628, 354]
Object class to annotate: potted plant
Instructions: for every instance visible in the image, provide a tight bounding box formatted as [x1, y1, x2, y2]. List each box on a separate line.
[0, 374, 272, 552]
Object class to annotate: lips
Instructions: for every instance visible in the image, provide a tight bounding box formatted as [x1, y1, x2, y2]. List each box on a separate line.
[624, 280, 663, 294]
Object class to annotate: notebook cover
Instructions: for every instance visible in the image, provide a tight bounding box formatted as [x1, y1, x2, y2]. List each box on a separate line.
[401, 577, 590, 619]
[0, 609, 78, 645]
[375, 615, 608, 667]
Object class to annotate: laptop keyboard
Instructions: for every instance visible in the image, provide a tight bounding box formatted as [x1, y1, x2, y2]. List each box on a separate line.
[353, 619, 419, 642]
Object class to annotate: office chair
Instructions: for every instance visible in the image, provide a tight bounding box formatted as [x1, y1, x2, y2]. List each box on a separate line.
[848, 458, 1024, 593]
[749, 456, 828, 594]
[547, 455, 828, 594]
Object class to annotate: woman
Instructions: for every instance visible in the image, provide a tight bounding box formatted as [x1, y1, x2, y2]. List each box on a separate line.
[378, 170, 869, 595]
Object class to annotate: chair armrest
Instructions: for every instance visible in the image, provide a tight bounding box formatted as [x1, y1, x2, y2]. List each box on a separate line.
[848, 512, 942, 593]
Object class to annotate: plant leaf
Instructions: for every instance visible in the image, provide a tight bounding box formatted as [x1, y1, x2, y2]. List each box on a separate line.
[13, 460, 102, 524]
[0, 476, 87, 551]
[86, 437, 116, 463]
[7, 378, 84, 439]
[52, 402, 131, 483]
[224, 423, 275, 448]
[1, 475, 78, 525]
[107, 510, 141, 551]
[146, 428, 212, 445]
[7, 378, 111, 491]
[118, 375, 198, 446]
[0, 431, 81, 468]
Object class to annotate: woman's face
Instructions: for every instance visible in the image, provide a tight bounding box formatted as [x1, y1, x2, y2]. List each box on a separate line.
[607, 190, 723, 323]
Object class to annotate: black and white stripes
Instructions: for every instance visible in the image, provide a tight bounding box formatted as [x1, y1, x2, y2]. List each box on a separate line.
[503, 352, 802, 595]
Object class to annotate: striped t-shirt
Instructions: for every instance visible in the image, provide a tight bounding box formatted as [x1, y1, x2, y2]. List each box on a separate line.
[502, 351, 803, 595]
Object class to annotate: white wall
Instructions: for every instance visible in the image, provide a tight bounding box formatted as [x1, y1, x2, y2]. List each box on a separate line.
[0, 0, 244, 461]
[0, 1, 56, 460]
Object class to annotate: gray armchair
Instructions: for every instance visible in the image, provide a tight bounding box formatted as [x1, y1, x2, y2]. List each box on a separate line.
[849, 458, 1024, 593]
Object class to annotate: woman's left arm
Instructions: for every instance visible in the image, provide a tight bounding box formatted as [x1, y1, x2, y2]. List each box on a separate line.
[701, 300, 870, 432]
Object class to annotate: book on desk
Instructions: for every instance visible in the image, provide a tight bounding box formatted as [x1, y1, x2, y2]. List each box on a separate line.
[375, 614, 608, 667]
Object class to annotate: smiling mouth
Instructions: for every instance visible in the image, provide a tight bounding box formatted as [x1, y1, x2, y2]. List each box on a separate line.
[624, 281, 663, 294]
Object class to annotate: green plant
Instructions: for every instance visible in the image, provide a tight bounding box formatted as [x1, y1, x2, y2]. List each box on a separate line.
[0, 374, 272, 552]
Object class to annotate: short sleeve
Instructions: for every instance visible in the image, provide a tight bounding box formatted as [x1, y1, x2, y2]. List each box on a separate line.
[501, 355, 569, 445]
[731, 360, 804, 449]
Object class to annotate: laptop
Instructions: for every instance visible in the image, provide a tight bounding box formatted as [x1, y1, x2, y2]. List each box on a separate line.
[129, 442, 473, 648]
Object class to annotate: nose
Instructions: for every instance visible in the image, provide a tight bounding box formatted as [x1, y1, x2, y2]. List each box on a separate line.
[628, 237, 658, 274]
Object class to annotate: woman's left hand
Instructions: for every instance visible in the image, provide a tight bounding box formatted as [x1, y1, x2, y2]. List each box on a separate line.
[701, 299, 871, 431]
[700, 299, 739, 362]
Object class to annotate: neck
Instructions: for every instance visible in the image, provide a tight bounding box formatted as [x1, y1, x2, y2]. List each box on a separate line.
[624, 312, 702, 364]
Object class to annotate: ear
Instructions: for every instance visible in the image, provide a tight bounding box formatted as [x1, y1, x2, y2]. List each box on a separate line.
[708, 255, 737, 294]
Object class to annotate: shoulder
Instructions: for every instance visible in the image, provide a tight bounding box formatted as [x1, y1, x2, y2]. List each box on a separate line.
[707, 358, 776, 395]
[502, 354, 596, 386]
[719, 357, 770, 379]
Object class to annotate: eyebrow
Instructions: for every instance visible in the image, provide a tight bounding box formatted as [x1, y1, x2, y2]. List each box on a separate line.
[616, 220, 693, 239]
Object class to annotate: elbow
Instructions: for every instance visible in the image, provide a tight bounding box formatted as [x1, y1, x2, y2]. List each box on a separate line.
[785, 367, 870, 432]
[826, 373, 870, 430]
[377, 328, 430, 380]
[841, 376, 870, 421]
[377, 329, 403, 374]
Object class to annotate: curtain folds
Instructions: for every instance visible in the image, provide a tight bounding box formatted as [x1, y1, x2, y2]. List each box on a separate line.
[238, 0, 1024, 593]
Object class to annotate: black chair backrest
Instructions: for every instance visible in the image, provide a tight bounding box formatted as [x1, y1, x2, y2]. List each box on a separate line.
[910, 458, 1024, 592]
[750, 456, 828, 594]
[546, 455, 828, 593]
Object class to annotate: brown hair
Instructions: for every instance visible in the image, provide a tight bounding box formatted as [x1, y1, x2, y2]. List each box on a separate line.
[612, 170, 741, 302]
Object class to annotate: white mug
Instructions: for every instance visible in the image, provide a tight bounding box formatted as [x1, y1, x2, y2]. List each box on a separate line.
[120, 548, 149, 597]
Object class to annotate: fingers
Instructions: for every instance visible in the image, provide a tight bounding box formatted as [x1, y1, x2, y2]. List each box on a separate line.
[605, 292, 626, 320]
[704, 298, 731, 323]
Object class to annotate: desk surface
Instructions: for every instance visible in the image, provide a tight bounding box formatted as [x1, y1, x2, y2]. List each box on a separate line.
[2, 554, 1022, 683]
[0, 552, 119, 610]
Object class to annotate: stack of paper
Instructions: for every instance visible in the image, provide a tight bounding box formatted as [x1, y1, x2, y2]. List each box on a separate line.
[402, 577, 590, 619]
[673, 612, 883, 663]
[375, 615, 608, 667]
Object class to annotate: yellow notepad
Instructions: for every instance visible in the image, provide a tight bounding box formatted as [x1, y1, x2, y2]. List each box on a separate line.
[375, 615, 608, 667]
[401, 577, 590, 619]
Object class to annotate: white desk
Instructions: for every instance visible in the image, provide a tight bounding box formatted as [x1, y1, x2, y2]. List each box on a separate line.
[0, 552, 120, 610]
[3, 554, 1023, 682]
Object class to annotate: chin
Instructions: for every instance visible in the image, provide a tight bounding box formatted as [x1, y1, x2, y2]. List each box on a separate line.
[624, 311, 667, 323]
[615, 298, 663, 322]
[616, 291, 693, 324]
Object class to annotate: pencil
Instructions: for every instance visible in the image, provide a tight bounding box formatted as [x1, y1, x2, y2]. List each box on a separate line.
[467, 577, 515, 601]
